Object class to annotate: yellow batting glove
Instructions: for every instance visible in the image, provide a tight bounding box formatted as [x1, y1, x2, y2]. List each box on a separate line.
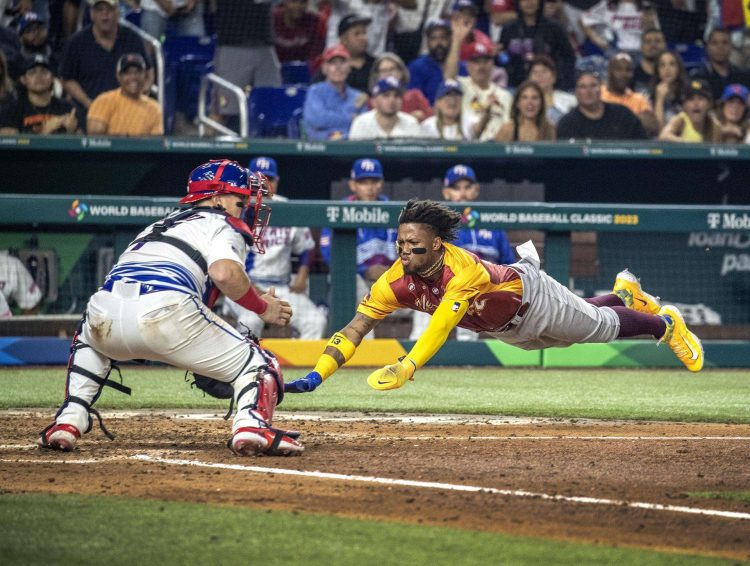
[367, 358, 416, 391]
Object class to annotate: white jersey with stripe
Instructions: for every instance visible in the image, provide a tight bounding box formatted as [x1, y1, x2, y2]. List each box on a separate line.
[105, 208, 248, 297]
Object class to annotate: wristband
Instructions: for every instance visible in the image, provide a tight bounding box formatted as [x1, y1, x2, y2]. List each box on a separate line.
[313, 332, 357, 380]
[235, 286, 268, 315]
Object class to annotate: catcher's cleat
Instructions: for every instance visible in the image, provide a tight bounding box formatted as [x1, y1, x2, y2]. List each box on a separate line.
[38, 423, 81, 451]
[659, 305, 704, 372]
[612, 269, 661, 315]
[230, 426, 304, 457]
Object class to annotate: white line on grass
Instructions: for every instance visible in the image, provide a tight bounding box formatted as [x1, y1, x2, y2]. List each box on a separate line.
[129, 454, 750, 521]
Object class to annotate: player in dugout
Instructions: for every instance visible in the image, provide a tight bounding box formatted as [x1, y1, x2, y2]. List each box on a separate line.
[285, 199, 703, 394]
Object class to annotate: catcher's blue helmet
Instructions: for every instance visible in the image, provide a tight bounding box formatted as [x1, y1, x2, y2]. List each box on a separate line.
[181, 159, 252, 205]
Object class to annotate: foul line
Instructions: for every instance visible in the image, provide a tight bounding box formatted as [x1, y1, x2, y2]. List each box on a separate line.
[3, 454, 749, 521]
[127, 454, 750, 521]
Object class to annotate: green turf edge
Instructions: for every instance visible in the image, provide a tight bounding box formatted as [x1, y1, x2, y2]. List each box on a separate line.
[2, 367, 749, 424]
[0, 492, 736, 566]
[686, 491, 750, 504]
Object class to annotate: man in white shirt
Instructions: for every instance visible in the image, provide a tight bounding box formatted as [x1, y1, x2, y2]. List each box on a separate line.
[444, 15, 512, 140]
[349, 76, 424, 139]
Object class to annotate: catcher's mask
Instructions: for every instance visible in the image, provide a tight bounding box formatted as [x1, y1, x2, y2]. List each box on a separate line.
[242, 171, 272, 254]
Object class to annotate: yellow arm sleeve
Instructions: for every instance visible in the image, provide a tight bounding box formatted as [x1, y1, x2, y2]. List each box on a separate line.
[405, 299, 469, 369]
[313, 332, 357, 380]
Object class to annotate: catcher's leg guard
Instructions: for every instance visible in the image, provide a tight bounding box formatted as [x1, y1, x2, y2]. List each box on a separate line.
[230, 351, 303, 457]
[38, 322, 131, 450]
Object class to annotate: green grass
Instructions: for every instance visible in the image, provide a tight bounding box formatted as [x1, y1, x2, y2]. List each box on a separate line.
[0, 493, 735, 566]
[687, 491, 750, 504]
[1, 366, 749, 423]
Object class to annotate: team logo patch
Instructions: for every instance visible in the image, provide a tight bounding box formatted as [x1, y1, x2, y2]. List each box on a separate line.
[451, 301, 461, 312]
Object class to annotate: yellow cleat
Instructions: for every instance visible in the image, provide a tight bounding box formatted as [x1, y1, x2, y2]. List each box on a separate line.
[613, 269, 661, 315]
[659, 305, 704, 372]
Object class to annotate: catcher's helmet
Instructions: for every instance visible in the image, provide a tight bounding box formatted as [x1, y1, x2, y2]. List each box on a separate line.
[180, 159, 253, 205]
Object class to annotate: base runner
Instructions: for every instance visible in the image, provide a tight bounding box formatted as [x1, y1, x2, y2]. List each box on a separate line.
[285, 199, 703, 394]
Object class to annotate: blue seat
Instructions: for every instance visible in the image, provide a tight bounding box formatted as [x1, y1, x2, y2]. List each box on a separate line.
[247, 86, 307, 138]
[281, 61, 312, 86]
[670, 42, 706, 72]
[162, 36, 216, 129]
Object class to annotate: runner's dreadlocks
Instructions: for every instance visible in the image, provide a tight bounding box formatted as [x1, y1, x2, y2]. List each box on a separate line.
[398, 199, 462, 242]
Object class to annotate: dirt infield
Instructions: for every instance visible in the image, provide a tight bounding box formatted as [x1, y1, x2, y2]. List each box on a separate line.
[1, 411, 749, 561]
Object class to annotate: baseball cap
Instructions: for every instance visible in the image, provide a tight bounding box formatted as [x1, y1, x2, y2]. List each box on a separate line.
[465, 38, 494, 60]
[424, 18, 450, 35]
[17, 12, 45, 34]
[249, 156, 278, 179]
[87, 0, 118, 6]
[117, 53, 146, 74]
[23, 54, 51, 73]
[371, 76, 403, 97]
[684, 78, 713, 102]
[444, 164, 477, 187]
[322, 44, 350, 63]
[452, 0, 479, 14]
[351, 158, 383, 181]
[435, 79, 463, 100]
[720, 83, 749, 104]
[338, 13, 372, 37]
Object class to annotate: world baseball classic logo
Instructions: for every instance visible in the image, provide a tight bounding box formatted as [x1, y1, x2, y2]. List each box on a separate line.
[68, 199, 89, 221]
[461, 207, 479, 228]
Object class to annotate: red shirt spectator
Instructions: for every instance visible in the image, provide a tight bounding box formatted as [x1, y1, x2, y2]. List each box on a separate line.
[273, 0, 325, 64]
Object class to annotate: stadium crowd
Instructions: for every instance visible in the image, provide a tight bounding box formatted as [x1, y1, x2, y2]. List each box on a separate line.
[0, 0, 748, 142]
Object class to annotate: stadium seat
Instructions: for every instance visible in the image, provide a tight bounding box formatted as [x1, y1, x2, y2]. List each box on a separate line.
[281, 61, 312, 85]
[247, 86, 307, 138]
[162, 36, 216, 132]
[670, 42, 706, 72]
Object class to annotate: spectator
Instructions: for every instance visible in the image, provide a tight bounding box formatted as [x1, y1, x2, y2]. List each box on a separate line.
[16, 12, 59, 75]
[409, 163, 515, 342]
[222, 156, 327, 340]
[408, 18, 467, 105]
[87, 52, 163, 136]
[302, 44, 368, 140]
[446, 21, 512, 140]
[273, 0, 325, 66]
[527, 54, 576, 124]
[391, 0, 450, 64]
[498, 0, 576, 89]
[690, 28, 750, 101]
[0, 249, 43, 317]
[326, 2, 396, 57]
[420, 78, 466, 139]
[60, 0, 152, 128]
[658, 78, 720, 143]
[337, 13, 376, 93]
[581, 0, 659, 55]
[369, 51, 432, 121]
[495, 79, 555, 140]
[557, 70, 648, 140]
[649, 49, 687, 129]
[0, 54, 76, 134]
[486, 0, 517, 33]
[320, 158, 396, 315]
[631, 27, 666, 94]
[453, 0, 494, 62]
[139, 0, 205, 40]
[0, 51, 16, 113]
[715, 84, 748, 144]
[652, 0, 705, 44]
[601, 52, 658, 136]
[349, 75, 423, 139]
[211, 0, 280, 131]
[0, 20, 24, 79]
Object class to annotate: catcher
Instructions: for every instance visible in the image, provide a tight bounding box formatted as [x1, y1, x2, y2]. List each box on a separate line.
[286, 199, 703, 393]
[38, 159, 303, 456]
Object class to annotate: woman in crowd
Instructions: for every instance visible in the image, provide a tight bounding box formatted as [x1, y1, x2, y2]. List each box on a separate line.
[368, 52, 433, 122]
[649, 50, 688, 129]
[659, 78, 720, 143]
[526, 55, 577, 125]
[494, 80, 556, 142]
[715, 84, 749, 144]
[421, 79, 465, 140]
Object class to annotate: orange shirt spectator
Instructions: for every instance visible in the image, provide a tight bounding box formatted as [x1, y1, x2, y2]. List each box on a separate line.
[601, 85, 651, 115]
